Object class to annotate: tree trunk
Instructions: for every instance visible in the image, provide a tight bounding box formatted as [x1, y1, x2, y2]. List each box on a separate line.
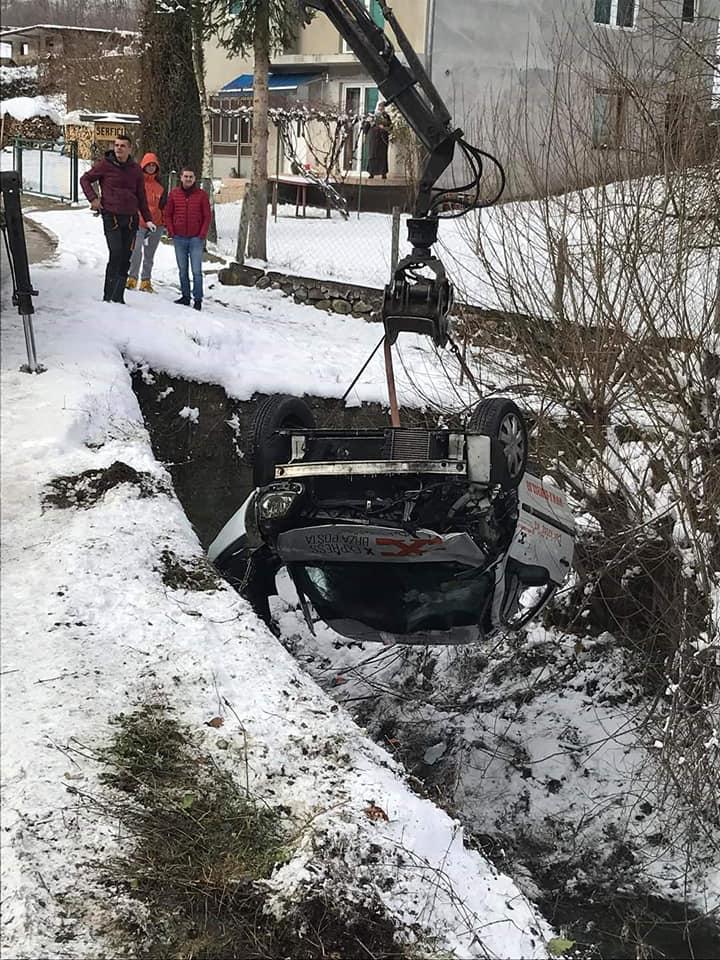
[189, 0, 217, 243]
[247, 0, 270, 261]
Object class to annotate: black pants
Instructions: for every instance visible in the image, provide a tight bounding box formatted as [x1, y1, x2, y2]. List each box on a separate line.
[102, 212, 138, 302]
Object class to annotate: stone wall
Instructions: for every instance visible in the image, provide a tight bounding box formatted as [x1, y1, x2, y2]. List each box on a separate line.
[216, 260, 526, 337]
[218, 262, 382, 320]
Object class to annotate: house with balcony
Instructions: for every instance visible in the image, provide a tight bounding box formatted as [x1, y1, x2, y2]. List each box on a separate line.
[206, 1, 719, 202]
[205, 0, 427, 209]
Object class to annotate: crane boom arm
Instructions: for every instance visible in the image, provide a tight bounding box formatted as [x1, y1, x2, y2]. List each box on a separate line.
[296, 2, 504, 351]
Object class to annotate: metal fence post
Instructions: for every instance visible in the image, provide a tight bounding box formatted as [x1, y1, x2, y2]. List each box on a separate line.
[356, 125, 367, 219]
[391, 205, 401, 273]
[15, 138, 23, 188]
[71, 141, 78, 202]
[39, 144, 44, 195]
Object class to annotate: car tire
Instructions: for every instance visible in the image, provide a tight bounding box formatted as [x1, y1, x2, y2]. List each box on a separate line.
[469, 397, 528, 488]
[250, 394, 316, 488]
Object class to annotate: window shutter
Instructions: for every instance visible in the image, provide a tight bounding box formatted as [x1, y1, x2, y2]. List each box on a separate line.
[370, 0, 385, 28]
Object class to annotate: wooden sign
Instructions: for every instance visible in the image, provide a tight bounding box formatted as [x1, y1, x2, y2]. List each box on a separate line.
[95, 123, 127, 140]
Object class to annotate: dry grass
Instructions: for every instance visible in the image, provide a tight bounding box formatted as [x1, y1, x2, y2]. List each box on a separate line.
[100, 703, 408, 959]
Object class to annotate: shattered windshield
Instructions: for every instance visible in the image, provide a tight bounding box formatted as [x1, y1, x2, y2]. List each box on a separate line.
[289, 562, 495, 635]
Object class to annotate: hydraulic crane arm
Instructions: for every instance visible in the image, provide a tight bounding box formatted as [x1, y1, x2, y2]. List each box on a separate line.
[297, 1, 504, 355]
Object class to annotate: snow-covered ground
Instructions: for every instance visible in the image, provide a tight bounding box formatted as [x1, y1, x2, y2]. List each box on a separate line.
[4, 146, 715, 338]
[214, 178, 718, 339]
[1, 206, 555, 958]
[2, 197, 718, 958]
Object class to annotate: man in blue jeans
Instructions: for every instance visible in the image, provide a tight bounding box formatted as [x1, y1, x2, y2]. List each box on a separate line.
[164, 168, 211, 311]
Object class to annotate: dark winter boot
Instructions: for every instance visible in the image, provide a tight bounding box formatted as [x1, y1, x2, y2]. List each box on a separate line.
[193, 300, 202, 311]
[104, 276, 125, 303]
[175, 296, 191, 306]
[111, 276, 126, 303]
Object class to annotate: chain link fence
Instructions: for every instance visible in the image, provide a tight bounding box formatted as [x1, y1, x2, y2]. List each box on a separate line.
[213, 198, 402, 290]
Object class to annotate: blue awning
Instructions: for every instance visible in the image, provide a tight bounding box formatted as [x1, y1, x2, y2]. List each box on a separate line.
[221, 72, 321, 94]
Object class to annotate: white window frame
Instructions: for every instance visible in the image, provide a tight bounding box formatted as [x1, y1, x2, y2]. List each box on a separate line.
[341, 82, 379, 173]
[593, 0, 637, 30]
[20, 42, 30, 56]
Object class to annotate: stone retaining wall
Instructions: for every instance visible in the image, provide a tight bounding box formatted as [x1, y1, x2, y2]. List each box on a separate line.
[217, 260, 537, 339]
[218, 262, 383, 319]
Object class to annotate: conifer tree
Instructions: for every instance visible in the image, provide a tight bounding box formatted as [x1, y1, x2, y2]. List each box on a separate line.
[138, 0, 203, 184]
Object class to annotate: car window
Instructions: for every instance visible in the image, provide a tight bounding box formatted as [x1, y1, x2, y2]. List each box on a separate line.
[290, 562, 495, 635]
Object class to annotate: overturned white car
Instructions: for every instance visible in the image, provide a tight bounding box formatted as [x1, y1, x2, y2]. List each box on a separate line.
[209, 395, 574, 645]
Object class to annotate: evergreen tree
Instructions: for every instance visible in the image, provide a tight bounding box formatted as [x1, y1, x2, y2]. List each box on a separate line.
[138, 0, 203, 184]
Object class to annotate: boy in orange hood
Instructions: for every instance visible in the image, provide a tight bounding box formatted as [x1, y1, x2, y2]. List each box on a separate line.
[127, 153, 167, 292]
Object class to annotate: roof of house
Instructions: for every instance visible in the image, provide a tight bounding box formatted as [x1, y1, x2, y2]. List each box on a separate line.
[221, 72, 321, 94]
[0, 24, 139, 39]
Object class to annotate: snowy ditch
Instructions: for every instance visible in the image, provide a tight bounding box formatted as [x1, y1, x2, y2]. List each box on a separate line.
[130, 368, 720, 960]
[3, 203, 716, 957]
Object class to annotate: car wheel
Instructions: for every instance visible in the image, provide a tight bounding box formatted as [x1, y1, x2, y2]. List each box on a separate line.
[250, 394, 316, 487]
[469, 398, 528, 487]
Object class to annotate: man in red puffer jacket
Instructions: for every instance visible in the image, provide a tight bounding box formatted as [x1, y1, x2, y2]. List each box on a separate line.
[164, 167, 211, 311]
[80, 134, 155, 303]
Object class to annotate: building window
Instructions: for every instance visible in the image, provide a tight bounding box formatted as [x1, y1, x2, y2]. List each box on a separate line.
[593, 0, 636, 28]
[20, 42, 30, 55]
[682, 0, 695, 22]
[343, 1, 384, 52]
[211, 108, 252, 147]
[592, 89, 626, 147]
[342, 83, 380, 171]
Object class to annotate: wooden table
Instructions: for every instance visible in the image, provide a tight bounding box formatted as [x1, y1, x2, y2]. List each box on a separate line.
[269, 174, 334, 219]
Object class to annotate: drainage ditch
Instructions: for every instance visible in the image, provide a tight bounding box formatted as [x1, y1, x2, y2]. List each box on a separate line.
[131, 367, 720, 960]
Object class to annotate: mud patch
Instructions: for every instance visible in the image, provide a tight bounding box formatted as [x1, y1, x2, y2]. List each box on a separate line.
[157, 548, 221, 592]
[43, 461, 166, 510]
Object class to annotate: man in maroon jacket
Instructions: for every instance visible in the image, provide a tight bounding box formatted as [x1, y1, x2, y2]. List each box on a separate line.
[80, 134, 156, 304]
[164, 167, 211, 311]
